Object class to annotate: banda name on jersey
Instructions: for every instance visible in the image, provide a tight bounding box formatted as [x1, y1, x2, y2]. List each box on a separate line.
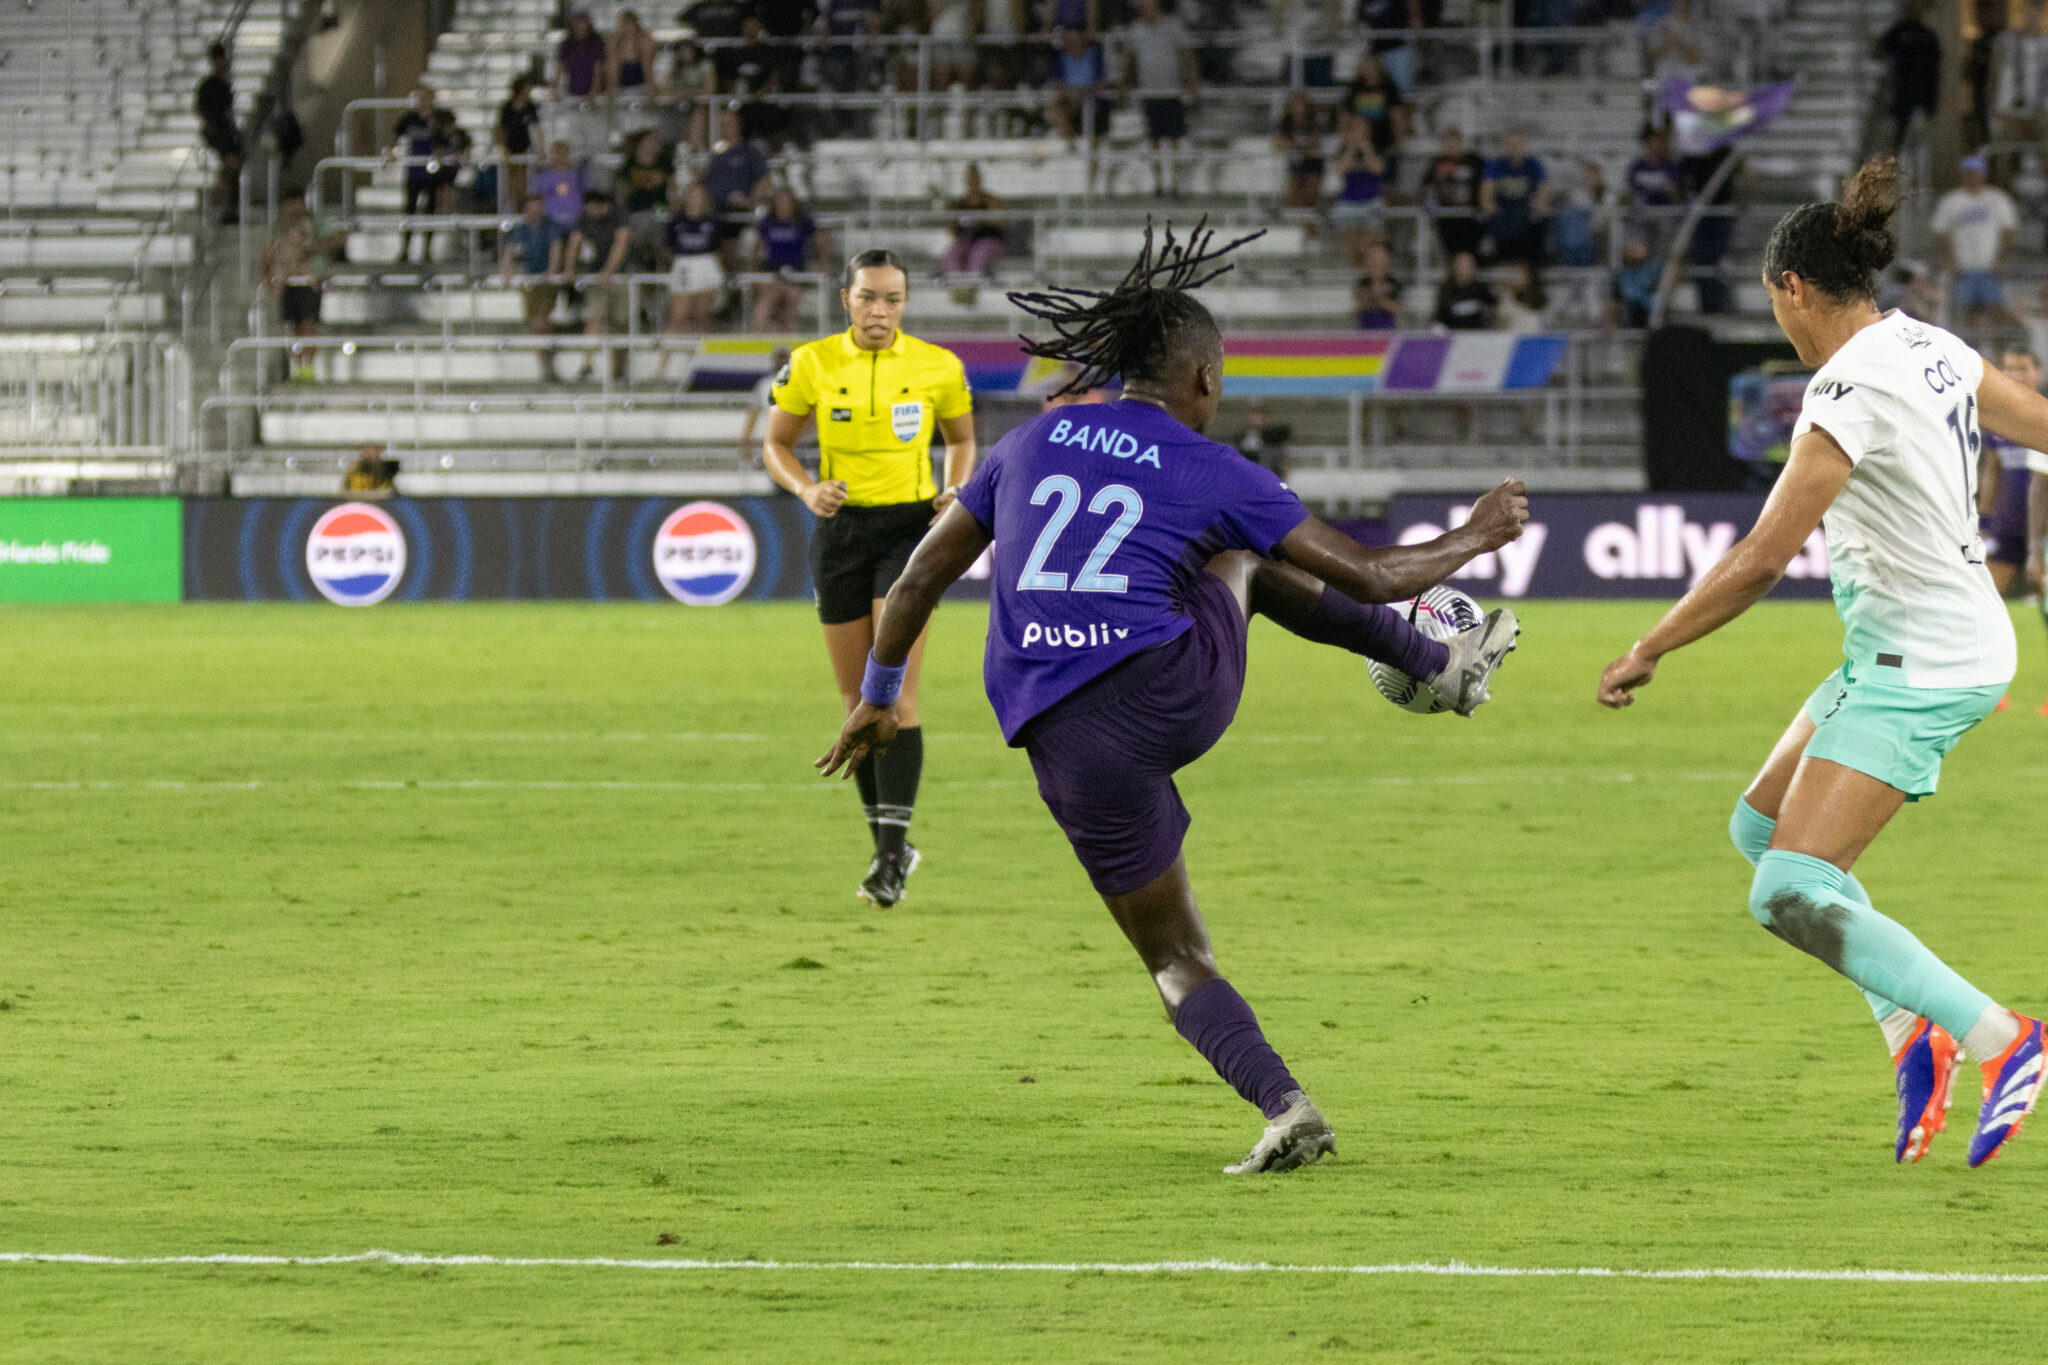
[1045, 417, 1164, 468]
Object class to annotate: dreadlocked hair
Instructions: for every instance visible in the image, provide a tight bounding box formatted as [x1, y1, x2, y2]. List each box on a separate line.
[1008, 219, 1263, 397]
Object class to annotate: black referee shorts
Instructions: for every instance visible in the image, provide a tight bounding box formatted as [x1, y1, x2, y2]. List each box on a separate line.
[810, 500, 934, 625]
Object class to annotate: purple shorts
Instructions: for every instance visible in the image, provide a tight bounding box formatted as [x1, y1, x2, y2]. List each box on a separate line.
[1020, 571, 1248, 897]
[1983, 465, 2031, 566]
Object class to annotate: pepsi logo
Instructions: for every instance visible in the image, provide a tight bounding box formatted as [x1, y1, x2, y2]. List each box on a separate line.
[653, 501, 756, 605]
[305, 502, 407, 606]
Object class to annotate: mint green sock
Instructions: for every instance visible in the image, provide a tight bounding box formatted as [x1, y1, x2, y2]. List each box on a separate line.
[1729, 798, 1898, 1021]
[1750, 849, 1995, 1041]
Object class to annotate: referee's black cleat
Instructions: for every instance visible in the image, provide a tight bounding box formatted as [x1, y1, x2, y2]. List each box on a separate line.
[856, 844, 920, 909]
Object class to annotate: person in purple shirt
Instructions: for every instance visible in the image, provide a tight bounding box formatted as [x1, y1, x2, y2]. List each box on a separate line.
[820, 226, 1529, 1175]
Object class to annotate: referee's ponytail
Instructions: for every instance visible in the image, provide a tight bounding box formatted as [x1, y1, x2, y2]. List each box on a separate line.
[1761, 157, 1902, 304]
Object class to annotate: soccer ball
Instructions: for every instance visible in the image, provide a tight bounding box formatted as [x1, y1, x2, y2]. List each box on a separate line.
[1366, 586, 1485, 714]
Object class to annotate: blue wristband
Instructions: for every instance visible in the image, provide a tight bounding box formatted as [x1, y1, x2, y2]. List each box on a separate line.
[860, 652, 907, 707]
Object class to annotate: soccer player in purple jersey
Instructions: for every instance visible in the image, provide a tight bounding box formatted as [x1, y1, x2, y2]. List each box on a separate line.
[818, 226, 1529, 1173]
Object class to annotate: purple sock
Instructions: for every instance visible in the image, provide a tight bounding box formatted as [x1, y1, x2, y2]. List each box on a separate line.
[1173, 977, 1302, 1119]
[1301, 587, 1449, 680]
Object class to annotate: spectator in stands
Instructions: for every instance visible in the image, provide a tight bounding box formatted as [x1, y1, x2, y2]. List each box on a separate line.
[1230, 403, 1290, 479]
[682, 0, 751, 39]
[943, 163, 1006, 280]
[195, 43, 243, 226]
[1356, 0, 1424, 92]
[659, 181, 724, 377]
[1497, 260, 1550, 332]
[1274, 91, 1328, 229]
[1875, 0, 1942, 151]
[619, 129, 677, 219]
[534, 141, 589, 230]
[753, 186, 821, 330]
[391, 87, 444, 265]
[663, 38, 718, 151]
[497, 75, 544, 210]
[1965, 0, 2005, 154]
[1050, 27, 1112, 143]
[431, 109, 473, 216]
[1609, 233, 1660, 328]
[1625, 124, 1682, 250]
[719, 16, 792, 147]
[1433, 250, 1496, 329]
[1330, 113, 1387, 269]
[264, 198, 326, 384]
[1342, 52, 1408, 169]
[568, 190, 632, 382]
[1121, 0, 1197, 195]
[705, 107, 773, 272]
[554, 9, 613, 159]
[1045, 0, 1101, 39]
[1677, 143, 1742, 314]
[501, 193, 568, 383]
[1645, 0, 1706, 86]
[1425, 127, 1486, 263]
[823, 0, 883, 96]
[1481, 130, 1549, 264]
[1878, 257, 1942, 322]
[925, 0, 978, 94]
[1354, 241, 1405, 327]
[1549, 159, 1607, 267]
[741, 346, 795, 462]
[610, 9, 660, 100]
[1932, 153, 2021, 328]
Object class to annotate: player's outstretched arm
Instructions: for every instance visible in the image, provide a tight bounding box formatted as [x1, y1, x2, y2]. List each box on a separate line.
[1273, 478, 1529, 603]
[817, 504, 993, 778]
[1597, 430, 1850, 708]
[1977, 361, 2048, 453]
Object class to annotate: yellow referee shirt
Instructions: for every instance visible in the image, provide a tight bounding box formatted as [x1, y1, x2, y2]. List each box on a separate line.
[772, 327, 974, 506]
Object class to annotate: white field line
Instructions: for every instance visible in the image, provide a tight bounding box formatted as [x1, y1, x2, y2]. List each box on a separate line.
[0, 772, 1755, 795]
[4, 1250, 2048, 1283]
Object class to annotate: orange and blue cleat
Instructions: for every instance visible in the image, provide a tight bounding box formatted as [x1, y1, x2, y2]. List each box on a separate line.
[1968, 1014, 2047, 1168]
[1894, 1018, 1960, 1163]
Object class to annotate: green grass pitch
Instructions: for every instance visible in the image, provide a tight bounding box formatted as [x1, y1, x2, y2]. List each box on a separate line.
[5, 598, 2048, 1362]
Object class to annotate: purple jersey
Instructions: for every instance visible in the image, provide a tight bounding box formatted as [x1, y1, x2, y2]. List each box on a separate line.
[956, 399, 1310, 742]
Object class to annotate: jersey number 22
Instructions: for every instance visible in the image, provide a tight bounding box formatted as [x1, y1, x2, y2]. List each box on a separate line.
[1017, 475, 1144, 593]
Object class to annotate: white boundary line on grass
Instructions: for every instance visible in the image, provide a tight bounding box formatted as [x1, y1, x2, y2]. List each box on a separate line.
[5, 1251, 2048, 1283]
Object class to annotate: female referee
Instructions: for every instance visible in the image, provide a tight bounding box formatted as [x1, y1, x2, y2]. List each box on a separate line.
[1600, 157, 2048, 1168]
[763, 249, 977, 909]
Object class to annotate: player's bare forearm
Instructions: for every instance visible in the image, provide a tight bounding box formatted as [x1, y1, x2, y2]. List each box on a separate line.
[1275, 479, 1528, 603]
[2028, 471, 2048, 591]
[937, 414, 977, 505]
[1978, 364, 2048, 453]
[872, 503, 992, 667]
[1599, 432, 1846, 707]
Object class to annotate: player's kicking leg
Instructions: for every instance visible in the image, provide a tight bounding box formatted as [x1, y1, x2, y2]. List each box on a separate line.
[1207, 553, 1518, 716]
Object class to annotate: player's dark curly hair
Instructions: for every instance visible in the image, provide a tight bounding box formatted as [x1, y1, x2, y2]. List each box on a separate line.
[1760, 157, 1902, 304]
[1008, 220, 1262, 397]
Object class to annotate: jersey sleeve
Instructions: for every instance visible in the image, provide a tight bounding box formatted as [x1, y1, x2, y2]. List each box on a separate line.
[1791, 372, 1894, 466]
[1213, 451, 1311, 554]
[771, 347, 815, 417]
[2027, 448, 2048, 476]
[933, 352, 974, 420]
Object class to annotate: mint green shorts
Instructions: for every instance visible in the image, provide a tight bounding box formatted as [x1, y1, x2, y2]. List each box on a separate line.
[1801, 663, 2007, 800]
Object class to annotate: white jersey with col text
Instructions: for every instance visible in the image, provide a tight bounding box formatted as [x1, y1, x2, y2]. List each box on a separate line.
[1789, 309, 2017, 689]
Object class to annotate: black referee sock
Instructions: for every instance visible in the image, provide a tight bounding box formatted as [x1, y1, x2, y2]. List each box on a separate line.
[873, 725, 923, 858]
[853, 752, 882, 849]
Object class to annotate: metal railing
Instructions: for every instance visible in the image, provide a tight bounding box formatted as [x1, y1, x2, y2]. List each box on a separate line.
[0, 332, 191, 457]
[198, 329, 1640, 478]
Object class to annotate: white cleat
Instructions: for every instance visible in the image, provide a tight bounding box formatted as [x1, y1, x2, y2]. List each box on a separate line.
[1223, 1091, 1335, 1175]
[1427, 607, 1520, 717]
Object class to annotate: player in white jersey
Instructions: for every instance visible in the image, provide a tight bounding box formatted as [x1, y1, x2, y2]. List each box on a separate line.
[1597, 159, 2048, 1168]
